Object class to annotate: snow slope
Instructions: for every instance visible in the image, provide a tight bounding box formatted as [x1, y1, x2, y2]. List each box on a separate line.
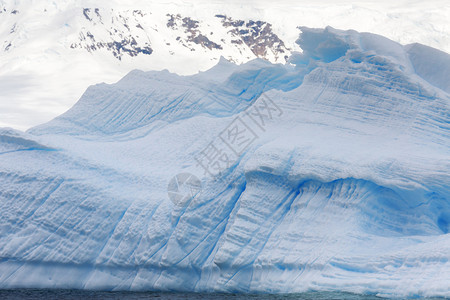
[0, 27, 450, 297]
[0, 0, 449, 130]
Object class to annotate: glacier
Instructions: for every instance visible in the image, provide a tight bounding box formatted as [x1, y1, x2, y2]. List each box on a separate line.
[2, 0, 450, 131]
[0, 27, 449, 297]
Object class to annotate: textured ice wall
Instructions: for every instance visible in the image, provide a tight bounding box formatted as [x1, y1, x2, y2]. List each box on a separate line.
[0, 27, 449, 297]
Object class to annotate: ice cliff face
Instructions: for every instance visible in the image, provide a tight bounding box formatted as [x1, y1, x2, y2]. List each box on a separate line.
[0, 27, 449, 297]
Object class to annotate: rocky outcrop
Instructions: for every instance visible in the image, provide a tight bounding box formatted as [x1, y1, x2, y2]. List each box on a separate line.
[216, 15, 289, 61]
[167, 14, 223, 51]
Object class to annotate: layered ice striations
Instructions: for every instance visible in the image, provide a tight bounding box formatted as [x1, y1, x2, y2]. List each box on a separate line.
[29, 58, 304, 136]
[0, 27, 449, 297]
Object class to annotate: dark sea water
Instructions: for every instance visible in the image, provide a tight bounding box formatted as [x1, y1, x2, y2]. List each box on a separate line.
[0, 290, 447, 300]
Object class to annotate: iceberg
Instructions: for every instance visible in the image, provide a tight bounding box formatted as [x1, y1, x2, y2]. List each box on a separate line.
[0, 27, 449, 297]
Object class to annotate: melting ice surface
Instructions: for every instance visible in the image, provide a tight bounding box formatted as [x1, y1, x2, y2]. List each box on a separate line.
[0, 27, 449, 297]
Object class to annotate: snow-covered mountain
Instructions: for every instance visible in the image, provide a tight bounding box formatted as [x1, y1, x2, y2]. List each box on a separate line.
[0, 26, 449, 297]
[1, 0, 450, 130]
